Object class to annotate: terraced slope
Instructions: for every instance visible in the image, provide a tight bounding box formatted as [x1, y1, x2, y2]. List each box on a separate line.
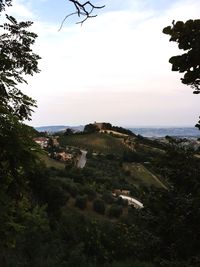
[40, 153, 65, 169]
[59, 133, 129, 156]
[123, 162, 167, 189]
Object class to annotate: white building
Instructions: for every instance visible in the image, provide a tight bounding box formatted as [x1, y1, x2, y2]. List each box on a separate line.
[33, 137, 49, 149]
[119, 195, 144, 209]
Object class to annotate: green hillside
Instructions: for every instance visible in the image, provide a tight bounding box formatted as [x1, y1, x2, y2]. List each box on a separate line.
[40, 153, 65, 169]
[123, 162, 167, 189]
[59, 132, 129, 155]
[58, 132, 166, 189]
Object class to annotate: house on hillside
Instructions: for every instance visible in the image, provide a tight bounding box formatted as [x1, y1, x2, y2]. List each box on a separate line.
[94, 122, 104, 130]
[56, 152, 73, 162]
[119, 195, 144, 209]
[33, 137, 49, 149]
[113, 189, 130, 196]
[112, 189, 144, 209]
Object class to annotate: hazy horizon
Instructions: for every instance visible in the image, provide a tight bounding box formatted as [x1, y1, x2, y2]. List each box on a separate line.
[33, 123, 198, 128]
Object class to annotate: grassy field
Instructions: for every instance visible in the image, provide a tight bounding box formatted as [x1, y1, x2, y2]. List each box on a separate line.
[40, 153, 65, 169]
[123, 163, 167, 189]
[59, 133, 129, 155]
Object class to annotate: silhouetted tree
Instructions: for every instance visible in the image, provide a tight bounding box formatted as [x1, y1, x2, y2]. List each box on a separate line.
[163, 19, 200, 130]
[84, 123, 99, 133]
[64, 128, 74, 135]
[93, 198, 105, 214]
[163, 20, 200, 94]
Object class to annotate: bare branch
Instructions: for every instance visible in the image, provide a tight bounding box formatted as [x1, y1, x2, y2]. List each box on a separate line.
[58, 12, 78, 31]
[76, 14, 97, 26]
[59, 0, 105, 29]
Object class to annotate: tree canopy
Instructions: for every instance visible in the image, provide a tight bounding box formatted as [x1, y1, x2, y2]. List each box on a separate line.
[0, 0, 12, 11]
[163, 20, 200, 94]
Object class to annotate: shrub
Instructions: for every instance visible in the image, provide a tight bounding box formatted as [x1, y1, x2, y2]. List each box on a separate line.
[75, 195, 87, 210]
[123, 151, 142, 163]
[93, 199, 105, 215]
[84, 187, 96, 201]
[65, 192, 70, 203]
[109, 205, 123, 218]
[116, 197, 128, 207]
[105, 153, 116, 160]
[69, 184, 78, 197]
[102, 192, 115, 204]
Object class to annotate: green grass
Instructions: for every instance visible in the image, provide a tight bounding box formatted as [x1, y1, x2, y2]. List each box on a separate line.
[59, 133, 128, 155]
[40, 153, 65, 169]
[123, 163, 167, 189]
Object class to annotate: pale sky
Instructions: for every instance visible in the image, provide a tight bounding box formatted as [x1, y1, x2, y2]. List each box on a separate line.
[3, 0, 200, 127]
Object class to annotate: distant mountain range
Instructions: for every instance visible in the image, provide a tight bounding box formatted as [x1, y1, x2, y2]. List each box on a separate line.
[129, 127, 200, 138]
[35, 125, 84, 133]
[35, 125, 200, 138]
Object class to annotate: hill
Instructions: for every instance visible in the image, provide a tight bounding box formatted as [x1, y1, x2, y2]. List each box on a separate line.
[58, 131, 167, 189]
[128, 126, 200, 137]
[59, 132, 130, 156]
[4, 120, 200, 267]
[35, 124, 200, 137]
[35, 125, 84, 133]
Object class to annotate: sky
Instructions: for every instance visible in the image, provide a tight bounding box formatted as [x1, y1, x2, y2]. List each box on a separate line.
[2, 0, 200, 127]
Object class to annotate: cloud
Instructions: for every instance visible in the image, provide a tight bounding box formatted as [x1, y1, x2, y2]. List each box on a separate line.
[7, 0, 35, 19]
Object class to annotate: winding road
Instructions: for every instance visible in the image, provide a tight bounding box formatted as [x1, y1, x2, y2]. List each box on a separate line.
[77, 150, 87, 168]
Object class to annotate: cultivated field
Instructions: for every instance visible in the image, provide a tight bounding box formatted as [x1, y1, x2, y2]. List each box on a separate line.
[59, 133, 129, 155]
[123, 162, 167, 189]
[40, 153, 65, 169]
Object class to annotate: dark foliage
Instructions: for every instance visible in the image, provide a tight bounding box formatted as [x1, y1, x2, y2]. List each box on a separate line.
[84, 123, 99, 133]
[0, 0, 12, 11]
[93, 198, 105, 214]
[109, 205, 123, 218]
[163, 20, 200, 94]
[75, 195, 87, 210]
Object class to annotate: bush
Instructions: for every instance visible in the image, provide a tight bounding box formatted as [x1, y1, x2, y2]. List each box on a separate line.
[45, 182, 68, 214]
[93, 199, 105, 215]
[109, 205, 123, 218]
[69, 184, 78, 197]
[105, 153, 116, 160]
[75, 195, 87, 210]
[116, 197, 128, 207]
[84, 187, 96, 201]
[102, 192, 115, 204]
[123, 151, 142, 163]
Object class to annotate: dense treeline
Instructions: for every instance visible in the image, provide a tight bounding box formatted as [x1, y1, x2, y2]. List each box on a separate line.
[1, 130, 200, 266]
[83, 122, 135, 136]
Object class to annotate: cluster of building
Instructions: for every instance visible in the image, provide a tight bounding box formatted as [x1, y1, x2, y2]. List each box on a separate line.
[33, 137, 77, 163]
[33, 137, 49, 149]
[156, 137, 200, 151]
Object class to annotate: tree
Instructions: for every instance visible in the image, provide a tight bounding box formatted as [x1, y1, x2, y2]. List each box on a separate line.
[93, 198, 105, 215]
[64, 128, 74, 135]
[196, 118, 200, 130]
[109, 205, 123, 218]
[84, 123, 99, 133]
[0, 15, 40, 120]
[0, 13, 41, 198]
[0, 0, 12, 11]
[0, 2, 42, 255]
[75, 195, 87, 210]
[163, 20, 200, 94]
